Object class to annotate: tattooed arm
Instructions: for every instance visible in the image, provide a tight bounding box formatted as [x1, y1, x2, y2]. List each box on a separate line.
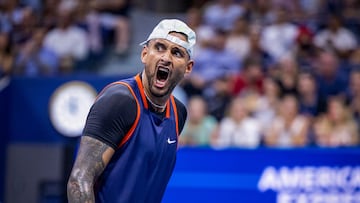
[67, 136, 115, 203]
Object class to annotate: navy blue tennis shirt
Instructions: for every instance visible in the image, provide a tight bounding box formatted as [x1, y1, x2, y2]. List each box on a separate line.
[83, 74, 187, 202]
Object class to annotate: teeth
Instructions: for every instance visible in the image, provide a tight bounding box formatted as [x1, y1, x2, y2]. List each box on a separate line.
[158, 67, 169, 73]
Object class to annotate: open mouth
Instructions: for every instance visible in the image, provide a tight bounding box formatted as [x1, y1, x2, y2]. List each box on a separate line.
[155, 66, 170, 88]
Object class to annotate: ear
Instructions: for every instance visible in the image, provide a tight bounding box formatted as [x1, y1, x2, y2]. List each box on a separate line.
[140, 46, 148, 64]
[185, 60, 194, 75]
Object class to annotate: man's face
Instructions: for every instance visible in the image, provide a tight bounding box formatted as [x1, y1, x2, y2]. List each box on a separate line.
[141, 32, 193, 98]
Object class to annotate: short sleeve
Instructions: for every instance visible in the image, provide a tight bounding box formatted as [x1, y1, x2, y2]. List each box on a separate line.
[83, 83, 137, 149]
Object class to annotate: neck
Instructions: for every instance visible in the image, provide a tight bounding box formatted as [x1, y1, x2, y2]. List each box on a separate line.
[144, 90, 167, 112]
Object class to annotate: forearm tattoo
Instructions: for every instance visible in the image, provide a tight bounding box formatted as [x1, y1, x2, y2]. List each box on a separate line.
[67, 136, 111, 203]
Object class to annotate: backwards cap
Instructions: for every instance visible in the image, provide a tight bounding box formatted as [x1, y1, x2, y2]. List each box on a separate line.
[140, 19, 196, 58]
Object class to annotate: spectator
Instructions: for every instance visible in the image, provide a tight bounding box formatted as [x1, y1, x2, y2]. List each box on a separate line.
[313, 15, 357, 59]
[225, 16, 251, 62]
[203, 0, 245, 31]
[231, 58, 264, 97]
[0, 32, 13, 77]
[246, 28, 271, 70]
[214, 97, 262, 148]
[43, 2, 89, 73]
[252, 76, 280, 133]
[295, 25, 317, 68]
[260, 7, 298, 62]
[264, 94, 310, 147]
[314, 51, 348, 102]
[41, 0, 60, 30]
[297, 71, 322, 117]
[273, 55, 299, 96]
[180, 96, 218, 147]
[314, 97, 359, 147]
[14, 27, 59, 76]
[247, 0, 275, 27]
[87, 0, 131, 55]
[341, 0, 360, 42]
[185, 7, 215, 59]
[347, 69, 360, 134]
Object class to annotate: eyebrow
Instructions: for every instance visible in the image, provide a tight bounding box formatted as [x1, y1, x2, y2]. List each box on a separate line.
[151, 39, 188, 56]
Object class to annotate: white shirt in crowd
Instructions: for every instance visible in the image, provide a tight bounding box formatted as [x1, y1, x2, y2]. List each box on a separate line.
[215, 117, 262, 148]
[260, 23, 298, 61]
[44, 26, 89, 60]
[314, 28, 358, 52]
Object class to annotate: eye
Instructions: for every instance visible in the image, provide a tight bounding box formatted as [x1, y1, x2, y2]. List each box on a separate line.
[172, 48, 185, 58]
[154, 43, 166, 52]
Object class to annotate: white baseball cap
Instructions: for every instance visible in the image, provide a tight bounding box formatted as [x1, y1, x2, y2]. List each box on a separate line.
[140, 19, 196, 58]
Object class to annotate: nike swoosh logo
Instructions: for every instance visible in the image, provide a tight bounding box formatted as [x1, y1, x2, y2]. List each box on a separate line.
[167, 138, 176, 144]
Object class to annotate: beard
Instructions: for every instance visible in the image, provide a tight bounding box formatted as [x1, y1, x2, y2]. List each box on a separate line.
[145, 66, 184, 98]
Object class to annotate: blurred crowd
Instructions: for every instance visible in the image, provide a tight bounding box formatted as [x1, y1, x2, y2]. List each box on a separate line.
[1, 0, 359, 148]
[0, 0, 131, 77]
[178, 0, 360, 149]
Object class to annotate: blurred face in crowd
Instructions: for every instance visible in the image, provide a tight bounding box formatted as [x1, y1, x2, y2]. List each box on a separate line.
[328, 98, 347, 123]
[328, 16, 341, 32]
[233, 17, 248, 34]
[213, 31, 227, 50]
[297, 72, 316, 95]
[263, 77, 280, 97]
[141, 32, 193, 99]
[317, 52, 339, 78]
[245, 63, 263, 81]
[229, 97, 248, 122]
[280, 95, 298, 119]
[0, 32, 9, 52]
[275, 8, 288, 24]
[188, 96, 207, 124]
[186, 8, 202, 28]
[350, 71, 360, 95]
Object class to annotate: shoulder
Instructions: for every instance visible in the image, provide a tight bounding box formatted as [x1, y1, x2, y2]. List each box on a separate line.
[92, 82, 137, 115]
[173, 96, 187, 117]
[97, 82, 135, 102]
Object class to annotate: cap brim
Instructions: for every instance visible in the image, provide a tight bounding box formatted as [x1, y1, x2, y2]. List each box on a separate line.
[139, 40, 147, 46]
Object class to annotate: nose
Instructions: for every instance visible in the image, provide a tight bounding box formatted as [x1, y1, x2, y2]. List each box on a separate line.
[160, 51, 172, 66]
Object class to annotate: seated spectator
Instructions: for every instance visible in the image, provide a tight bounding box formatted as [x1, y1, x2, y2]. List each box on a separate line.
[14, 27, 59, 76]
[273, 55, 299, 96]
[0, 32, 13, 78]
[86, 0, 131, 54]
[203, 0, 245, 32]
[43, 2, 89, 73]
[225, 16, 251, 62]
[314, 14, 357, 59]
[179, 96, 218, 147]
[297, 71, 322, 117]
[247, 0, 275, 27]
[252, 76, 280, 133]
[41, 0, 60, 30]
[347, 68, 360, 134]
[314, 97, 359, 147]
[231, 58, 264, 97]
[295, 25, 317, 68]
[341, 0, 360, 42]
[260, 7, 298, 63]
[185, 7, 215, 59]
[214, 97, 262, 148]
[264, 94, 310, 147]
[314, 51, 348, 102]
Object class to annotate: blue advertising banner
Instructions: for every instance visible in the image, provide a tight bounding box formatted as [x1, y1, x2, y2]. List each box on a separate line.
[163, 147, 360, 203]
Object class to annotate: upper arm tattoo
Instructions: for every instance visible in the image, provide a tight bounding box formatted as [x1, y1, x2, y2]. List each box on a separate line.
[67, 136, 115, 203]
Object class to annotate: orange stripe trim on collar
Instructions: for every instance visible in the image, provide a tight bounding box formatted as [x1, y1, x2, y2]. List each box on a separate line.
[170, 96, 179, 136]
[135, 74, 149, 109]
[114, 81, 141, 148]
